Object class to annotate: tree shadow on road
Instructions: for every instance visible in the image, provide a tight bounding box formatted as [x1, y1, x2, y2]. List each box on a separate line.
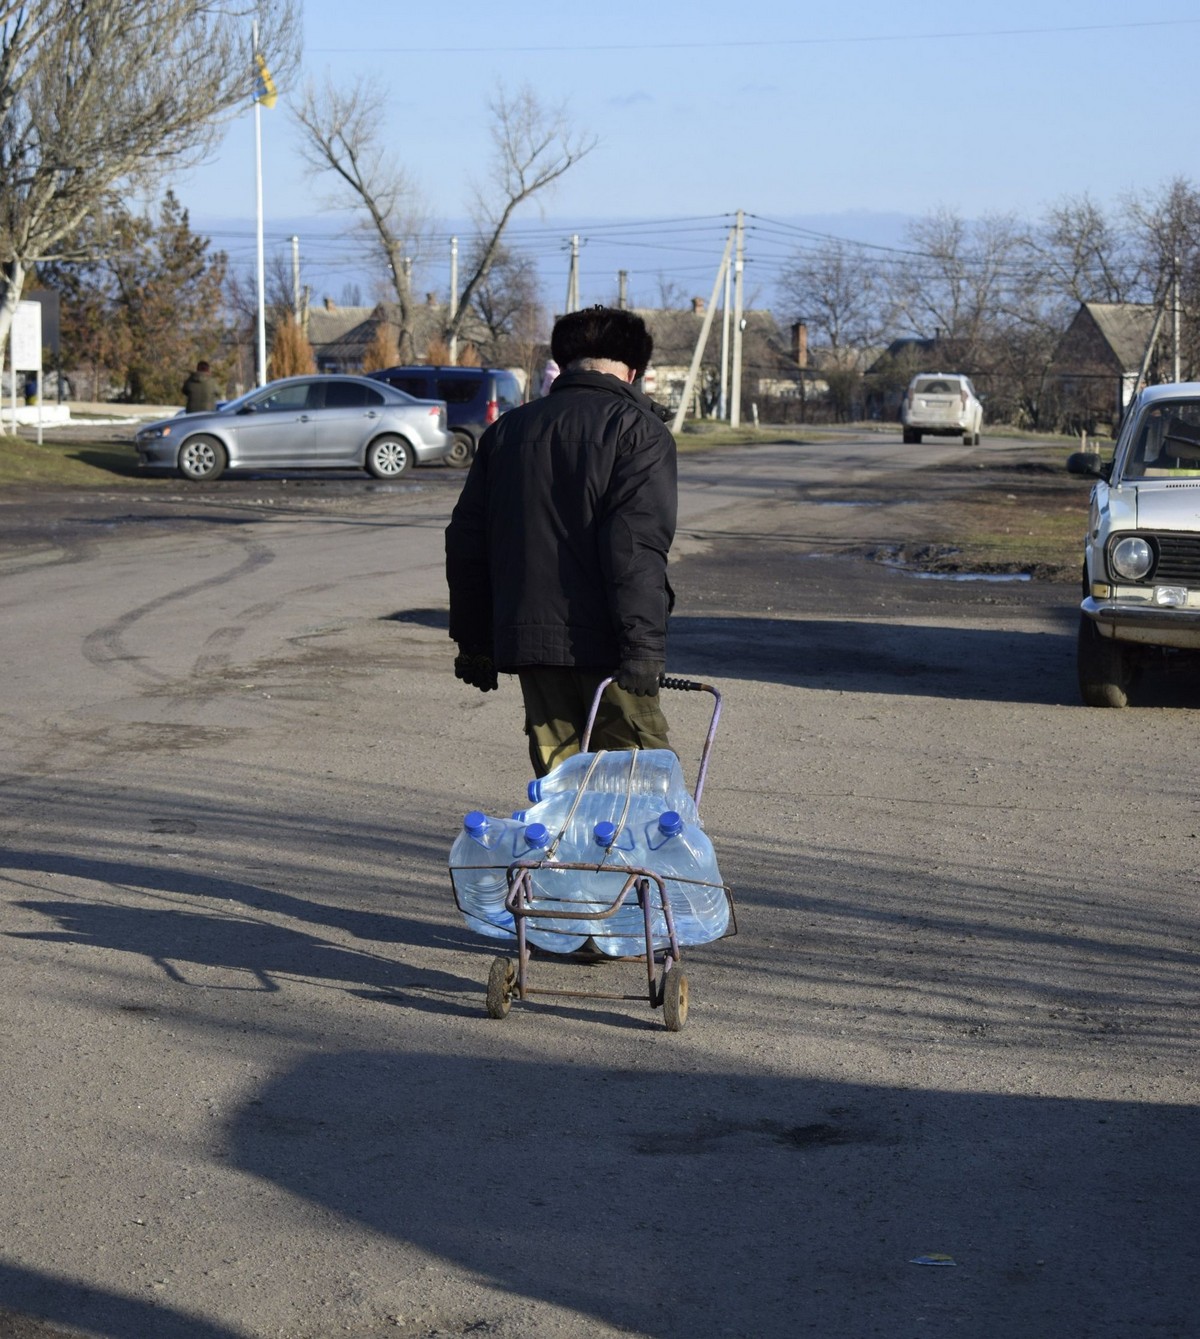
[668, 611, 1079, 703]
[0, 1261, 246, 1339]
[210, 1048, 1198, 1339]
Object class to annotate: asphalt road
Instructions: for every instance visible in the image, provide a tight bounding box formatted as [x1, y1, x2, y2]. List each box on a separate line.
[0, 433, 1196, 1339]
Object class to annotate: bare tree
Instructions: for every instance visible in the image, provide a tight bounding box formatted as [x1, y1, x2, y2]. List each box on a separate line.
[293, 75, 429, 359]
[885, 209, 1027, 367]
[447, 85, 596, 346]
[778, 238, 884, 361]
[1033, 193, 1136, 304]
[0, 0, 298, 385]
[469, 243, 543, 353]
[1125, 178, 1200, 297]
[1125, 177, 1200, 377]
[654, 273, 687, 310]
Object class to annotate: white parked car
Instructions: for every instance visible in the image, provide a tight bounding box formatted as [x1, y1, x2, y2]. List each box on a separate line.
[900, 373, 983, 446]
[1068, 382, 1200, 706]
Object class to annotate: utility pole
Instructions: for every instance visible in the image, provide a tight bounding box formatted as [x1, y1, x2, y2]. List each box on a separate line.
[565, 235, 580, 314]
[449, 235, 459, 366]
[729, 209, 745, 427]
[671, 226, 735, 436]
[1174, 249, 1182, 383]
[290, 235, 300, 324]
[617, 270, 628, 310]
[718, 249, 732, 420]
[252, 20, 267, 385]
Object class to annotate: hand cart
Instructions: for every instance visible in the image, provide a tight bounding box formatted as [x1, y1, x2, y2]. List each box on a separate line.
[479, 675, 736, 1032]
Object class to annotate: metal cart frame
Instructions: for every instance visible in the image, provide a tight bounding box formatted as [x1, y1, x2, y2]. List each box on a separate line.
[481, 675, 735, 1031]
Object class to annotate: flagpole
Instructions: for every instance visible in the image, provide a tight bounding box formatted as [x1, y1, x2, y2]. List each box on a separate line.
[253, 20, 267, 387]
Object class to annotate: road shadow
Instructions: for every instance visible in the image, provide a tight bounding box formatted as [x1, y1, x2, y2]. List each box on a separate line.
[0, 1261, 246, 1339]
[667, 611, 1080, 703]
[71, 447, 143, 477]
[209, 1049, 1198, 1339]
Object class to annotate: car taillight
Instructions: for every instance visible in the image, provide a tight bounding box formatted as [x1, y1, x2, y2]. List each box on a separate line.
[485, 399, 499, 425]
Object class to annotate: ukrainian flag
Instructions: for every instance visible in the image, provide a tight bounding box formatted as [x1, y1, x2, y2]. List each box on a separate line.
[254, 52, 277, 108]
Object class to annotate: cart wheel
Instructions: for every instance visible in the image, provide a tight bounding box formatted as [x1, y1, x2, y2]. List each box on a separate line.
[661, 969, 689, 1032]
[486, 957, 516, 1019]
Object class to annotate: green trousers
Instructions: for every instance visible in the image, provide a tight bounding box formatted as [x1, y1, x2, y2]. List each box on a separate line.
[517, 667, 671, 777]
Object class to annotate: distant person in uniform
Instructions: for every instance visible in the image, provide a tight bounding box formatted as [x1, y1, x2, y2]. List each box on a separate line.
[181, 361, 219, 414]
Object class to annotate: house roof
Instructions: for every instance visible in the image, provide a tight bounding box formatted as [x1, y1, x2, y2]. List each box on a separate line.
[1083, 302, 1158, 371]
[863, 336, 941, 377]
[316, 300, 493, 364]
[306, 306, 375, 352]
[632, 307, 797, 377]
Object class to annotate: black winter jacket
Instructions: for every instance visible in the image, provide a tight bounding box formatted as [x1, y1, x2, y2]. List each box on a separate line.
[445, 370, 677, 671]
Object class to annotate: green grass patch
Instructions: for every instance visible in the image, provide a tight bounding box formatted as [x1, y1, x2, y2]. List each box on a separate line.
[0, 434, 144, 489]
[934, 446, 1093, 578]
[676, 422, 834, 450]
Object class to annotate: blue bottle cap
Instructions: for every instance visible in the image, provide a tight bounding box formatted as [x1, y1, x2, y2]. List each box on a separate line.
[524, 822, 549, 848]
[464, 810, 489, 834]
[594, 820, 617, 846]
[511, 809, 528, 822]
[527, 778, 543, 803]
[658, 810, 683, 836]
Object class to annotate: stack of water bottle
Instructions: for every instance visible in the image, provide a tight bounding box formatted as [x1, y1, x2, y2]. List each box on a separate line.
[449, 749, 729, 956]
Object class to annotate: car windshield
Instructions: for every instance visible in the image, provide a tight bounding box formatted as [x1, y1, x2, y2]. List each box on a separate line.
[1123, 401, 1200, 477]
[215, 386, 259, 413]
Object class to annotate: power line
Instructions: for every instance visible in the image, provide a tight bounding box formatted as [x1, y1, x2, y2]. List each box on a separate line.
[309, 18, 1200, 56]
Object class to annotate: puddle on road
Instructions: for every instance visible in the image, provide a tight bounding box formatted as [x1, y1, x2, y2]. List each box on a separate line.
[895, 568, 1032, 583]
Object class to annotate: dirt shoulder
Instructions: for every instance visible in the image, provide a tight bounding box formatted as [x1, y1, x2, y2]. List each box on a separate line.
[0, 430, 1094, 584]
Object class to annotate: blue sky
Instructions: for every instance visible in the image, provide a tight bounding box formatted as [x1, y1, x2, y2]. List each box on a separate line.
[167, 1, 1200, 311]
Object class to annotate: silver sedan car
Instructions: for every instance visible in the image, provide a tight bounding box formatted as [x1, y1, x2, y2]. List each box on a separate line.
[134, 374, 451, 481]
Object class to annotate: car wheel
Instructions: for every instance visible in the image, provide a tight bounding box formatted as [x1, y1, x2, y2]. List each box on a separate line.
[178, 434, 227, 482]
[973, 430, 982, 446]
[444, 431, 474, 468]
[963, 430, 973, 445]
[902, 428, 917, 444]
[1077, 614, 1133, 708]
[365, 435, 412, 479]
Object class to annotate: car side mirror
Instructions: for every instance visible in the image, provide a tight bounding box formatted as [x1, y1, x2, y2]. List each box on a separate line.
[238, 403, 258, 415]
[1066, 450, 1107, 479]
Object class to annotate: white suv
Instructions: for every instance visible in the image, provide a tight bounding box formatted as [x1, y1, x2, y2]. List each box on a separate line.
[900, 373, 983, 446]
[1068, 382, 1200, 706]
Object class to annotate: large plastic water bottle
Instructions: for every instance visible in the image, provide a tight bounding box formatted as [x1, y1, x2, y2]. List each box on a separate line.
[520, 811, 616, 954]
[526, 749, 700, 826]
[576, 819, 671, 957]
[449, 811, 552, 940]
[644, 810, 729, 946]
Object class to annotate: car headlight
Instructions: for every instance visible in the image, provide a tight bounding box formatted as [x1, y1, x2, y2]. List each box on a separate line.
[139, 425, 172, 441]
[1109, 535, 1154, 581]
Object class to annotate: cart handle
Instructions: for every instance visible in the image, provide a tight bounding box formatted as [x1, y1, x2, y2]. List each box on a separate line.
[582, 674, 723, 809]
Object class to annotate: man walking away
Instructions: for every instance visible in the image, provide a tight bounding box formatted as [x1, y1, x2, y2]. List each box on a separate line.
[446, 305, 677, 777]
[181, 361, 218, 414]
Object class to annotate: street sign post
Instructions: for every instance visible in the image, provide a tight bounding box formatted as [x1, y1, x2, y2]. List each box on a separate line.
[10, 300, 43, 442]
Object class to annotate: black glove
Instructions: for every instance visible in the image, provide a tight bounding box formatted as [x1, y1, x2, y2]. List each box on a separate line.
[454, 647, 498, 693]
[616, 660, 663, 697]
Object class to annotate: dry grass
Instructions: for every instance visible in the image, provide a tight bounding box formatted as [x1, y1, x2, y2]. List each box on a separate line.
[0, 433, 143, 489]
